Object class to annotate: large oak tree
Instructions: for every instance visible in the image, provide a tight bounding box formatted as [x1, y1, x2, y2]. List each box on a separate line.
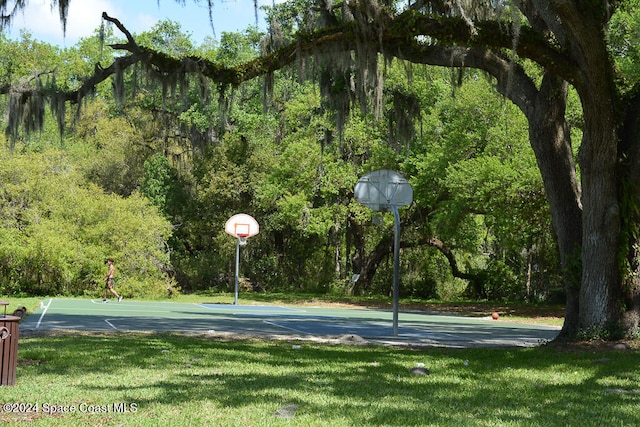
[2, 0, 640, 339]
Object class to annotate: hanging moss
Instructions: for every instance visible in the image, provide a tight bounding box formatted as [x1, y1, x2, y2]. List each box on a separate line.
[2, 1, 530, 155]
[113, 62, 126, 106]
[0, 0, 69, 34]
[49, 92, 66, 140]
[389, 88, 421, 152]
[5, 77, 46, 149]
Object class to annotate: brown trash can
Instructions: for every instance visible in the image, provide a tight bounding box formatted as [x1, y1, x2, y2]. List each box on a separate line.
[1, 300, 19, 386]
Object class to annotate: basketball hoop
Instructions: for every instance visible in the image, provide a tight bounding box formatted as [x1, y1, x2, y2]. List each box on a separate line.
[225, 214, 259, 239]
[224, 213, 260, 305]
[354, 170, 413, 337]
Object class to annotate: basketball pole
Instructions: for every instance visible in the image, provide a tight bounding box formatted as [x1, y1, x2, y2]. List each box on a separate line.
[234, 238, 240, 305]
[392, 204, 400, 337]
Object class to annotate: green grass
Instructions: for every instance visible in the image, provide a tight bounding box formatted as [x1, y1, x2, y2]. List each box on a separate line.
[1, 296, 42, 315]
[1, 332, 638, 426]
[1, 294, 634, 425]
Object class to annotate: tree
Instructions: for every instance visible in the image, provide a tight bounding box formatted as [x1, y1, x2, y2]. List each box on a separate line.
[0, 145, 173, 297]
[3, 0, 640, 339]
[408, 73, 557, 301]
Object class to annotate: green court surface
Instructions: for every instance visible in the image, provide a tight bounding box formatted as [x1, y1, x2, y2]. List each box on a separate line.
[20, 298, 560, 347]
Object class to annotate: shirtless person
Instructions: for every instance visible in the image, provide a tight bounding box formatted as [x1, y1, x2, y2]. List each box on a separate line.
[103, 258, 123, 302]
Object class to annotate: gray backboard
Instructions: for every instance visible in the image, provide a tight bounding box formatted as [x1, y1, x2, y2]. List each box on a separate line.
[354, 169, 413, 211]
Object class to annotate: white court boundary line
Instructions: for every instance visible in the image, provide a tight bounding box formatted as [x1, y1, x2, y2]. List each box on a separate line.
[262, 320, 308, 334]
[35, 298, 53, 329]
[104, 319, 118, 330]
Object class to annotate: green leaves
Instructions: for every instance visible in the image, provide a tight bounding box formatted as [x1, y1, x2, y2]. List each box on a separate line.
[0, 146, 172, 297]
[404, 73, 555, 300]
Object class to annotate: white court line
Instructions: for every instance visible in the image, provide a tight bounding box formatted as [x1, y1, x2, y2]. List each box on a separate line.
[262, 320, 309, 335]
[104, 319, 118, 330]
[35, 298, 53, 329]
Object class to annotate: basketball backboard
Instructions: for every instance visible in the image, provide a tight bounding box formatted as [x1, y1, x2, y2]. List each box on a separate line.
[225, 213, 259, 238]
[354, 169, 413, 211]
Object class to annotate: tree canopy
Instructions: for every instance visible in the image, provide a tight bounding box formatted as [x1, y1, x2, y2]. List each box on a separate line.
[3, 0, 640, 340]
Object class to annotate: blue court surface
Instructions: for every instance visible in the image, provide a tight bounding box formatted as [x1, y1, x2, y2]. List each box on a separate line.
[20, 298, 561, 347]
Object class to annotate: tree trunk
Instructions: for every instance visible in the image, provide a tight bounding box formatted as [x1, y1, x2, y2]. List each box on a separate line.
[352, 232, 394, 295]
[348, 216, 366, 294]
[552, 1, 625, 333]
[526, 73, 582, 338]
[577, 101, 622, 331]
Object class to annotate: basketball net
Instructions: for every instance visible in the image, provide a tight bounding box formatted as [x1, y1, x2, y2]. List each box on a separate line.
[234, 224, 250, 245]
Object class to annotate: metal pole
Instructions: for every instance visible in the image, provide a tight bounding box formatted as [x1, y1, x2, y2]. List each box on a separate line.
[392, 204, 400, 336]
[234, 238, 240, 305]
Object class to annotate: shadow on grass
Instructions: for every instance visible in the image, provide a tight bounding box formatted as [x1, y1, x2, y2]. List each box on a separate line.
[14, 332, 640, 426]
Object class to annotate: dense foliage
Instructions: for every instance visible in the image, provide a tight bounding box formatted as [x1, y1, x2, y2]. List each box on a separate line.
[0, 22, 562, 303]
[0, 145, 172, 297]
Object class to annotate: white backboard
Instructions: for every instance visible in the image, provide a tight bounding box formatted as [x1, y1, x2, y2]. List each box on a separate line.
[225, 213, 259, 238]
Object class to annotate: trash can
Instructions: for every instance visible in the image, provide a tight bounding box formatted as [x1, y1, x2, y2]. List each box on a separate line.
[0, 301, 19, 386]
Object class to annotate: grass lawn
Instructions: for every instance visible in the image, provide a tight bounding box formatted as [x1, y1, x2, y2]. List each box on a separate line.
[1, 295, 637, 425]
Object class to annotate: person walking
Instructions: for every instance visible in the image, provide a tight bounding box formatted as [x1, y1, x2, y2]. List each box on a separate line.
[103, 258, 123, 302]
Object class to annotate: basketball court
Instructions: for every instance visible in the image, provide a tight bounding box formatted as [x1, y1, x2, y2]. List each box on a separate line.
[20, 298, 561, 347]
